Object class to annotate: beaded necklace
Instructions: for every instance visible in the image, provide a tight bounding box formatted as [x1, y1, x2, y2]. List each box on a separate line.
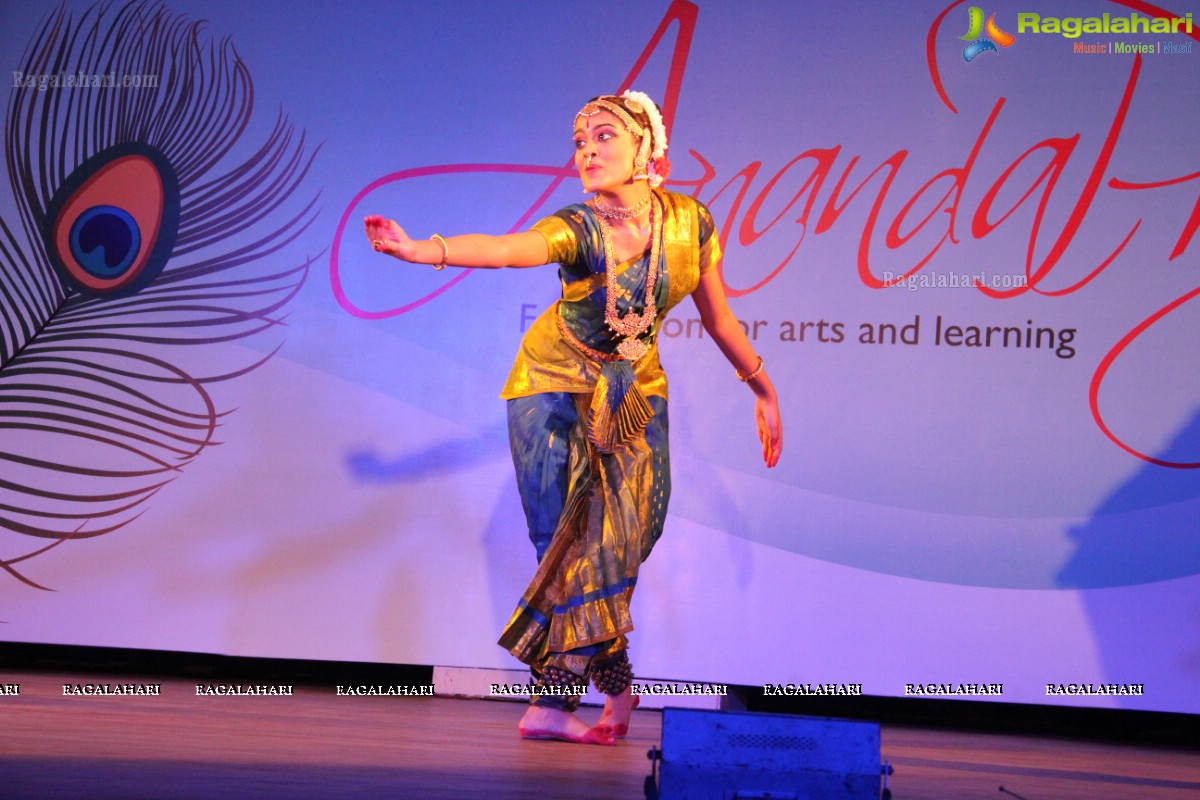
[592, 192, 651, 221]
[591, 192, 661, 362]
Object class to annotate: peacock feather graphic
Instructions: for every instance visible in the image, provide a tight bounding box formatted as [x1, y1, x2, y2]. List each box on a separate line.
[0, 1, 320, 590]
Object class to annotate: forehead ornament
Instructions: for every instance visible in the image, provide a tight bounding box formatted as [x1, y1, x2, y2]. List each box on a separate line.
[575, 98, 645, 139]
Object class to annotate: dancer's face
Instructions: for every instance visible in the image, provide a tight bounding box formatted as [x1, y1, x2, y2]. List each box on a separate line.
[573, 110, 638, 193]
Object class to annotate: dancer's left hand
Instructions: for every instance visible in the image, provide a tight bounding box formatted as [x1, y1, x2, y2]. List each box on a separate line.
[755, 393, 783, 468]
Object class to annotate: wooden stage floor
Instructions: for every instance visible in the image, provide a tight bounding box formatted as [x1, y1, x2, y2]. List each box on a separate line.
[2, 671, 1197, 799]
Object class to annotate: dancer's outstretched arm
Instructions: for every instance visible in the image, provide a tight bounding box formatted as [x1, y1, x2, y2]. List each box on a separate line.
[365, 214, 549, 269]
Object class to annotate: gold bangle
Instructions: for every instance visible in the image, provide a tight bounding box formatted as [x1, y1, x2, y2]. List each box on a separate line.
[430, 234, 449, 270]
[736, 355, 765, 382]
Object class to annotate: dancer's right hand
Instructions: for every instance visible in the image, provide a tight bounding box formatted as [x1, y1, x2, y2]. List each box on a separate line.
[364, 214, 416, 261]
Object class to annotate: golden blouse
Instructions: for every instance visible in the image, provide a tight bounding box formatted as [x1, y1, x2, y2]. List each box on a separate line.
[500, 189, 721, 401]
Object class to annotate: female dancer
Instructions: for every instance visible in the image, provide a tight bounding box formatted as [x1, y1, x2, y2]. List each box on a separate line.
[366, 91, 782, 745]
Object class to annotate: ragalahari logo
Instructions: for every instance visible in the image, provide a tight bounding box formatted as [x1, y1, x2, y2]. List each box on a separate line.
[960, 6, 1015, 61]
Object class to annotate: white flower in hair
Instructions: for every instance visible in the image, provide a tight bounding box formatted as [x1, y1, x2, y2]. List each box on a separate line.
[621, 89, 668, 161]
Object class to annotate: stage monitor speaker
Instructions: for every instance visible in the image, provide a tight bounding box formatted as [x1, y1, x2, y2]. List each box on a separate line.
[649, 708, 882, 800]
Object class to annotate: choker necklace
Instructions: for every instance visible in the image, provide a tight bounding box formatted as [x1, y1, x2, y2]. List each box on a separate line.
[594, 193, 661, 361]
[592, 192, 652, 221]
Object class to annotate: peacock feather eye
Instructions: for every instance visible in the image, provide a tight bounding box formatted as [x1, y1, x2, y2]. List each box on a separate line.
[44, 143, 180, 298]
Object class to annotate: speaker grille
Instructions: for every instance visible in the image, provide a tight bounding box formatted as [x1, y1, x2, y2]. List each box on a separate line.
[728, 733, 819, 751]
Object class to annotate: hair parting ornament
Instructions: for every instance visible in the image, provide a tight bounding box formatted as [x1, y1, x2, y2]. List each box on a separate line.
[575, 90, 669, 187]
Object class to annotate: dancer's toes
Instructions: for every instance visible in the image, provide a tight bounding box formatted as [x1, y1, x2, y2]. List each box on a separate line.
[518, 706, 615, 746]
[595, 690, 639, 738]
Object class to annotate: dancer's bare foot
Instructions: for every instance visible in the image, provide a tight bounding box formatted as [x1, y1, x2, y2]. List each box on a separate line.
[518, 704, 616, 745]
[594, 687, 639, 738]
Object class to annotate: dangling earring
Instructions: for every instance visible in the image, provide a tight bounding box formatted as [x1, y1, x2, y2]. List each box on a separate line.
[632, 132, 651, 181]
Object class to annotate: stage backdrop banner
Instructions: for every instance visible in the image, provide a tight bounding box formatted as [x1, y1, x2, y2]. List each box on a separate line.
[1, 0, 1197, 713]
